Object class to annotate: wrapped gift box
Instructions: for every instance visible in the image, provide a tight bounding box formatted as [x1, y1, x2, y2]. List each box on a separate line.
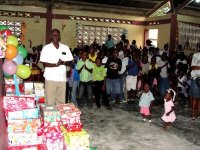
[56, 103, 81, 115]
[24, 82, 34, 95]
[8, 133, 42, 146]
[45, 137, 64, 150]
[8, 144, 47, 150]
[42, 121, 61, 134]
[44, 131, 64, 150]
[3, 96, 35, 112]
[56, 103, 81, 125]
[63, 123, 83, 132]
[5, 84, 25, 96]
[61, 126, 90, 150]
[34, 83, 44, 90]
[41, 106, 60, 123]
[7, 108, 39, 120]
[4, 78, 21, 85]
[7, 118, 41, 133]
[35, 89, 45, 97]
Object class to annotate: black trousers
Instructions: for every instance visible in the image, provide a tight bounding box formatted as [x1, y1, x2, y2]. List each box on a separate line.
[94, 81, 110, 108]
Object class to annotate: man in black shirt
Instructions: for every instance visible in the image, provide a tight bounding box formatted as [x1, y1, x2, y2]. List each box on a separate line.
[105, 49, 122, 103]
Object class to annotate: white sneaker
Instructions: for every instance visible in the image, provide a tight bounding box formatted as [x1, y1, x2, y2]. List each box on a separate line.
[149, 120, 152, 123]
[143, 118, 146, 122]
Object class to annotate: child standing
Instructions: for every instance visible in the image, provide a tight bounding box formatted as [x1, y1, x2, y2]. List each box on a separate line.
[105, 49, 122, 104]
[161, 89, 176, 129]
[93, 57, 110, 109]
[149, 56, 158, 96]
[126, 52, 139, 100]
[77, 51, 94, 109]
[70, 61, 80, 106]
[139, 83, 154, 123]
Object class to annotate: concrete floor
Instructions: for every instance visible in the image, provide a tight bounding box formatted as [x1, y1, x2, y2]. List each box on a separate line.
[81, 100, 200, 150]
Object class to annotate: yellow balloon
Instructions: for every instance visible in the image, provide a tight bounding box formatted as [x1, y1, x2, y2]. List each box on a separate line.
[16, 65, 31, 79]
[7, 35, 18, 47]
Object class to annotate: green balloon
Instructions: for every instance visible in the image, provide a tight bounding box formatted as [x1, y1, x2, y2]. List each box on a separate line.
[7, 35, 18, 47]
[0, 25, 9, 31]
[17, 45, 28, 59]
[16, 65, 31, 79]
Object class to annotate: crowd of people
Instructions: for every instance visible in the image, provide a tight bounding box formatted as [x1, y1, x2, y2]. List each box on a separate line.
[33, 29, 200, 130]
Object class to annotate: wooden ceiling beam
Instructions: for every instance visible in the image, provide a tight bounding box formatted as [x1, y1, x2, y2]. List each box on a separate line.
[128, 0, 163, 3]
[185, 5, 200, 10]
[147, 0, 169, 17]
[175, 0, 193, 12]
[61, 1, 153, 11]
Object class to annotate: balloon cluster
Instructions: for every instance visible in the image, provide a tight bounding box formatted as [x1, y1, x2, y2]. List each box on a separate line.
[0, 25, 31, 79]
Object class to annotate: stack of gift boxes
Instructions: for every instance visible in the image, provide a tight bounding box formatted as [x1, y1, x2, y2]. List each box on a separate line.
[3, 78, 91, 150]
[5, 78, 45, 103]
[40, 106, 64, 150]
[57, 103, 90, 150]
[3, 96, 46, 149]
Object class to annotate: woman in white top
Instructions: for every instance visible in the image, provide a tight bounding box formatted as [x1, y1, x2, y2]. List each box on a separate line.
[189, 52, 200, 120]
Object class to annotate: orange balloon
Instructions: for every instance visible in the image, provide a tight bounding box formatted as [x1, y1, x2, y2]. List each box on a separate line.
[5, 45, 17, 60]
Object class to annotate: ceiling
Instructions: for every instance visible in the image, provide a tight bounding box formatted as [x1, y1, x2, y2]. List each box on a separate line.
[0, 0, 199, 17]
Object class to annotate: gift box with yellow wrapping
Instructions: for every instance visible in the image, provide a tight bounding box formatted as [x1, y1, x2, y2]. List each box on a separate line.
[61, 126, 90, 150]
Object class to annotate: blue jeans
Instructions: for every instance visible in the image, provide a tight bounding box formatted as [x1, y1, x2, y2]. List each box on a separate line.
[119, 75, 126, 100]
[71, 80, 79, 106]
[78, 81, 93, 109]
[159, 77, 169, 96]
[106, 78, 120, 100]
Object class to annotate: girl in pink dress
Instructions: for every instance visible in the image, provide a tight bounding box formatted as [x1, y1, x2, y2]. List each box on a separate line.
[161, 88, 176, 129]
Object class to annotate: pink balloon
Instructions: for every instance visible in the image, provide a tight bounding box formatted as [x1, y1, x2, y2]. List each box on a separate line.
[3, 60, 17, 75]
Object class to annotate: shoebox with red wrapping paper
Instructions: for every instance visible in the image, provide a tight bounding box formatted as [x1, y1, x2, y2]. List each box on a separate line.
[40, 106, 61, 133]
[8, 144, 47, 150]
[44, 131, 64, 150]
[5, 84, 24, 96]
[3, 96, 35, 117]
[7, 118, 41, 134]
[56, 103, 81, 124]
[40, 106, 64, 150]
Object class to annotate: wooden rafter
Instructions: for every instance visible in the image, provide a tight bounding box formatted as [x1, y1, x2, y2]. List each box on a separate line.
[175, 0, 193, 12]
[147, 0, 169, 16]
